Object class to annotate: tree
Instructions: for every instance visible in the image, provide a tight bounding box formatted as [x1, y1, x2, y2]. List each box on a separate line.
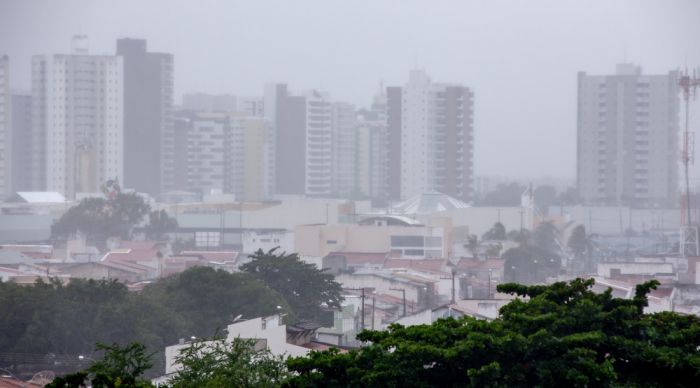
[503, 245, 561, 284]
[530, 221, 560, 254]
[465, 235, 479, 259]
[0, 267, 289, 378]
[285, 279, 700, 387]
[143, 266, 291, 338]
[241, 249, 343, 322]
[567, 225, 596, 273]
[47, 342, 154, 388]
[507, 228, 531, 245]
[144, 210, 178, 240]
[475, 182, 526, 206]
[167, 337, 289, 387]
[51, 193, 151, 244]
[482, 222, 506, 241]
[533, 185, 557, 214]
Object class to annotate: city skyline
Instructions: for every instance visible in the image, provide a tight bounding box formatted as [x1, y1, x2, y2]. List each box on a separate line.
[2, 0, 699, 181]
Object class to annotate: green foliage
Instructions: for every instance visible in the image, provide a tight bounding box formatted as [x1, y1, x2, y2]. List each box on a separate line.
[51, 193, 151, 244]
[47, 342, 154, 388]
[241, 248, 344, 322]
[0, 267, 289, 377]
[530, 221, 559, 253]
[568, 225, 597, 272]
[143, 267, 291, 336]
[482, 222, 506, 241]
[167, 337, 289, 387]
[503, 245, 561, 284]
[465, 235, 479, 259]
[285, 278, 700, 387]
[144, 210, 178, 241]
[475, 182, 526, 206]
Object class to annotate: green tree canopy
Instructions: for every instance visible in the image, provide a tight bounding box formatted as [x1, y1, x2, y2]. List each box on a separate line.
[241, 249, 344, 322]
[144, 209, 179, 240]
[482, 222, 506, 241]
[47, 342, 154, 388]
[143, 266, 292, 336]
[285, 279, 700, 387]
[167, 337, 289, 388]
[503, 245, 561, 284]
[51, 193, 151, 244]
[0, 267, 290, 378]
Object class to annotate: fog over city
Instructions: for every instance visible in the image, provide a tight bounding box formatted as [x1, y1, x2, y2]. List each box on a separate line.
[3, 1, 700, 386]
[2, 0, 698, 179]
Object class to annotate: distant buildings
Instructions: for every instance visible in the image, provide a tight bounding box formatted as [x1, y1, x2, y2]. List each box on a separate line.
[170, 111, 274, 201]
[265, 85, 334, 197]
[386, 70, 475, 203]
[31, 36, 124, 199]
[11, 92, 32, 192]
[331, 102, 357, 198]
[117, 38, 174, 196]
[0, 55, 10, 199]
[577, 64, 680, 207]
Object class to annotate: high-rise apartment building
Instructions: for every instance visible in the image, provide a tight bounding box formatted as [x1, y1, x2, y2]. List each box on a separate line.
[11, 92, 32, 192]
[266, 84, 305, 196]
[577, 64, 679, 207]
[31, 37, 124, 198]
[265, 84, 333, 197]
[0, 55, 10, 199]
[331, 102, 357, 198]
[232, 116, 274, 200]
[304, 90, 333, 197]
[173, 111, 274, 201]
[117, 38, 173, 196]
[356, 92, 389, 202]
[387, 70, 475, 203]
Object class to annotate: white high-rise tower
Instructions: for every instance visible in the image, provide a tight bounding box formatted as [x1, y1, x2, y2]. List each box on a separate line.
[31, 36, 124, 198]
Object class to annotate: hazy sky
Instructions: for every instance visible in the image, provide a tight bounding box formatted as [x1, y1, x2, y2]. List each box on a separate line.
[1, 0, 699, 182]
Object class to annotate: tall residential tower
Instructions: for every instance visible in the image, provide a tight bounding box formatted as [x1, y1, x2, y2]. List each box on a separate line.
[387, 70, 475, 203]
[0, 55, 10, 199]
[117, 38, 174, 195]
[577, 64, 679, 207]
[31, 36, 124, 198]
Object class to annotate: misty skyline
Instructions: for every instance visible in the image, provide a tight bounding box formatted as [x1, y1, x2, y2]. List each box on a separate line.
[1, 0, 699, 181]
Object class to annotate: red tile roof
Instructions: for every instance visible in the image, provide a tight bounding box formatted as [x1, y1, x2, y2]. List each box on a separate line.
[326, 251, 387, 266]
[455, 258, 504, 271]
[180, 251, 239, 262]
[383, 258, 447, 273]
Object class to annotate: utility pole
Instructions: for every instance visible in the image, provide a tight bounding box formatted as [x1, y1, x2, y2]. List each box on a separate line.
[390, 288, 406, 317]
[361, 287, 365, 329]
[371, 295, 376, 329]
[344, 287, 368, 330]
[679, 69, 700, 257]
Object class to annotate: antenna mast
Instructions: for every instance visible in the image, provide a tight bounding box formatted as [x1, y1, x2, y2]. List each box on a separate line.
[679, 68, 700, 258]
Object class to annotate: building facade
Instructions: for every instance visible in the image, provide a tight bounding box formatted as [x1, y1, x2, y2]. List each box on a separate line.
[387, 70, 475, 203]
[31, 37, 124, 198]
[0, 55, 10, 199]
[356, 92, 389, 203]
[11, 93, 32, 192]
[117, 38, 173, 196]
[577, 64, 679, 207]
[331, 102, 357, 198]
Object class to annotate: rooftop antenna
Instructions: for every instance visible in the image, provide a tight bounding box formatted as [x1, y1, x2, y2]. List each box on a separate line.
[679, 68, 700, 258]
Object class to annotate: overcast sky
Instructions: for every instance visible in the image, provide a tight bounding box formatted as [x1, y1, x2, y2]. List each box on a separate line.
[1, 0, 699, 183]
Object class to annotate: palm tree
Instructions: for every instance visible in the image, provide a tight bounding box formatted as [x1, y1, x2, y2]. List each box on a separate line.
[466, 235, 479, 259]
[567, 225, 596, 273]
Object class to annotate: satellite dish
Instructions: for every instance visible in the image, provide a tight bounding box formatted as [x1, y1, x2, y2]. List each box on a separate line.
[29, 370, 55, 386]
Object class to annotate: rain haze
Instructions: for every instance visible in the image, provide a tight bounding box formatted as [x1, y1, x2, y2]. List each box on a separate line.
[2, 0, 699, 180]
[4, 1, 700, 385]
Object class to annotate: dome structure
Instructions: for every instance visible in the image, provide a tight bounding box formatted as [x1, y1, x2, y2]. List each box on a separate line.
[393, 191, 470, 215]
